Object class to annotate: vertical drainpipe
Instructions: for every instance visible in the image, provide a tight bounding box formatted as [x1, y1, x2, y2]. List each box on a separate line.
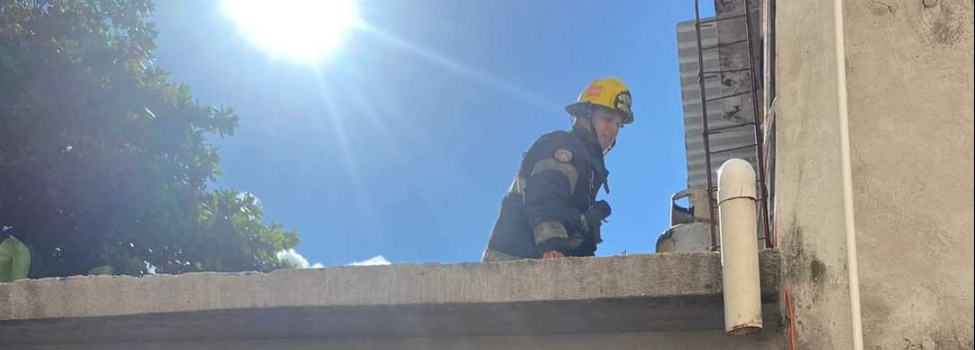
[833, 0, 866, 348]
[718, 159, 763, 336]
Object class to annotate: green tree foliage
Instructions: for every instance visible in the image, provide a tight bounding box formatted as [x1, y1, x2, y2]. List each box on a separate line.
[0, 0, 299, 277]
[0, 236, 31, 282]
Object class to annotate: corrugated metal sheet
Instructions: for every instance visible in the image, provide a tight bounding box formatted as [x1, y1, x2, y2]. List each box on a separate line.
[677, 19, 759, 190]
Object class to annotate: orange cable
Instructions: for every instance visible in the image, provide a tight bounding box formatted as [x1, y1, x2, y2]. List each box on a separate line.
[785, 286, 797, 350]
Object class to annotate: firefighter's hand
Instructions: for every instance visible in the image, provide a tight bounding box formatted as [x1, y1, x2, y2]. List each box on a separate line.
[584, 201, 612, 227]
[581, 200, 612, 242]
[543, 250, 565, 259]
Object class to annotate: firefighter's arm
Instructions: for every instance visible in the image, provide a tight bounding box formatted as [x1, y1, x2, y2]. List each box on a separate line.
[522, 152, 585, 257]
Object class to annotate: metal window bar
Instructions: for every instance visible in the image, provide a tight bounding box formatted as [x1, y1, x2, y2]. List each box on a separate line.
[763, 0, 777, 247]
[692, 0, 719, 251]
[744, 0, 773, 249]
[704, 90, 752, 103]
[697, 13, 748, 25]
[705, 122, 757, 134]
[700, 39, 749, 51]
[694, 0, 772, 251]
[702, 67, 754, 75]
[711, 143, 758, 155]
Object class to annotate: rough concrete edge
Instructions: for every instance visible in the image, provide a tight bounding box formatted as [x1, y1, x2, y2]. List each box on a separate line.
[1, 251, 781, 321]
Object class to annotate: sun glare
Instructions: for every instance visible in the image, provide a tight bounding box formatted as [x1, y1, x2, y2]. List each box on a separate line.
[221, 0, 360, 64]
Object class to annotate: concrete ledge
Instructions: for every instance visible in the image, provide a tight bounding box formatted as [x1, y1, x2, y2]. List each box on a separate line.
[0, 251, 781, 345]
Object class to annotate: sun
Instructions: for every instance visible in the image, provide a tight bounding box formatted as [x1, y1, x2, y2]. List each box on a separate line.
[221, 0, 360, 64]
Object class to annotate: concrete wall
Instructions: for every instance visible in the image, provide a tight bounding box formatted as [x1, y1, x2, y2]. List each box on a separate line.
[844, 0, 974, 348]
[774, 1, 856, 347]
[13, 331, 785, 350]
[1, 253, 786, 349]
[775, 0, 974, 348]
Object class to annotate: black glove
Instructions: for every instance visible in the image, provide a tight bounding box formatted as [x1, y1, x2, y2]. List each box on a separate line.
[580, 200, 611, 244]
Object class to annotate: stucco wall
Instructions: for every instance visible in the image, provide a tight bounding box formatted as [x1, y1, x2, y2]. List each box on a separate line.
[775, 0, 974, 348]
[844, 0, 974, 348]
[774, 0, 856, 348]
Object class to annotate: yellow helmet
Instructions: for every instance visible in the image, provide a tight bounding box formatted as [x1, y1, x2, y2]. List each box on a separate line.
[564, 77, 634, 125]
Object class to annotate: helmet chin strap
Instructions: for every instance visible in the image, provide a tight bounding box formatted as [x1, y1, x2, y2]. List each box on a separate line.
[583, 103, 616, 156]
[604, 140, 616, 155]
[579, 104, 611, 194]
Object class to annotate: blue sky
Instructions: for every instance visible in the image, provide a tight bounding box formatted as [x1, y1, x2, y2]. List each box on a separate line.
[151, 1, 714, 267]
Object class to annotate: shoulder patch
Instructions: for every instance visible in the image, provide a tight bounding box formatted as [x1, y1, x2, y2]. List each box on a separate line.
[554, 149, 573, 163]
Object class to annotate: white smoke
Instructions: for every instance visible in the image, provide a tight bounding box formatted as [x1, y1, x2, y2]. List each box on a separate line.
[347, 256, 391, 266]
[276, 249, 323, 269]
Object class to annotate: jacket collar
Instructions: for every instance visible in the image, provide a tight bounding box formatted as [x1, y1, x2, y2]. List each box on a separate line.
[570, 125, 611, 194]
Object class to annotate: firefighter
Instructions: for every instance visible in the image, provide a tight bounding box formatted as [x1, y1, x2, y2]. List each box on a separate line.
[482, 77, 634, 262]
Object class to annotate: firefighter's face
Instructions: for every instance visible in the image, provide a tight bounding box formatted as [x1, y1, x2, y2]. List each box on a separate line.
[591, 107, 623, 152]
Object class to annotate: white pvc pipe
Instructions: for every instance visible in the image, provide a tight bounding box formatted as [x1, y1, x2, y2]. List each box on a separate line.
[718, 159, 763, 336]
[833, 0, 866, 349]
